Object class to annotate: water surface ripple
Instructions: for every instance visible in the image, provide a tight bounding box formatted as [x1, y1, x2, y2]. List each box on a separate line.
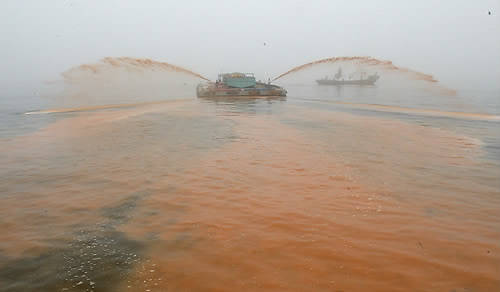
[1, 87, 499, 292]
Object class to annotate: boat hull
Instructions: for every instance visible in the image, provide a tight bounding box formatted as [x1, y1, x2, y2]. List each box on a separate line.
[197, 82, 287, 98]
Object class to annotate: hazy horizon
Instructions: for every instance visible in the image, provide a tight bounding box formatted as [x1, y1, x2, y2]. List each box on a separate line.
[2, 0, 500, 96]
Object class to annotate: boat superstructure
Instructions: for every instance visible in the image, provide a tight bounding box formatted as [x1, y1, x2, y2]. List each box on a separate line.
[316, 67, 379, 86]
[197, 72, 287, 97]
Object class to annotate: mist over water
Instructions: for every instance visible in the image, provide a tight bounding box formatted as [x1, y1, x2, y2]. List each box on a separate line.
[274, 56, 438, 83]
[273, 56, 459, 99]
[52, 57, 208, 109]
[1, 52, 500, 292]
[62, 57, 209, 81]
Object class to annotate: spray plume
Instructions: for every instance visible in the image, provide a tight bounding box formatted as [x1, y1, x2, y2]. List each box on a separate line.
[273, 56, 438, 83]
[62, 57, 209, 81]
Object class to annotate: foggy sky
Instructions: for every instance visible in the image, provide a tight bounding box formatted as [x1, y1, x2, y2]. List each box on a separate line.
[1, 0, 499, 96]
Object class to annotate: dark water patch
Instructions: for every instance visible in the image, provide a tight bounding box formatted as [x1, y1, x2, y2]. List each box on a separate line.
[290, 96, 500, 167]
[0, 191, 155, 292]
[0, 230, 144, 292]
[0, 111, 59, 139]
[0, 94, 54, 139]
[100, 191, 149, 228]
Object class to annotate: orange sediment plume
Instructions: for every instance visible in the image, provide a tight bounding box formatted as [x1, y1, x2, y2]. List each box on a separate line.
[62, 57, 210, 81]
[273, 56, 438, 83]
[119, 113, 495, 292]
[24, 98, 192, 115]
[312, 100, 500, 121]
[2, 100, 498, 291]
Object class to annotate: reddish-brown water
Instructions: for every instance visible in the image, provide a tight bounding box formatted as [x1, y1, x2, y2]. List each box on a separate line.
[1, 59, 499, 292]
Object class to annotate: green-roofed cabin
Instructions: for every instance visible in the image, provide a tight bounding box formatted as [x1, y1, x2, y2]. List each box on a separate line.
[220, 72, 256, 88]
[196, 72, 287, 98]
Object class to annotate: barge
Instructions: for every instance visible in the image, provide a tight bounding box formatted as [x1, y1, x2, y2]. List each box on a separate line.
[197, 73, 287, 97]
